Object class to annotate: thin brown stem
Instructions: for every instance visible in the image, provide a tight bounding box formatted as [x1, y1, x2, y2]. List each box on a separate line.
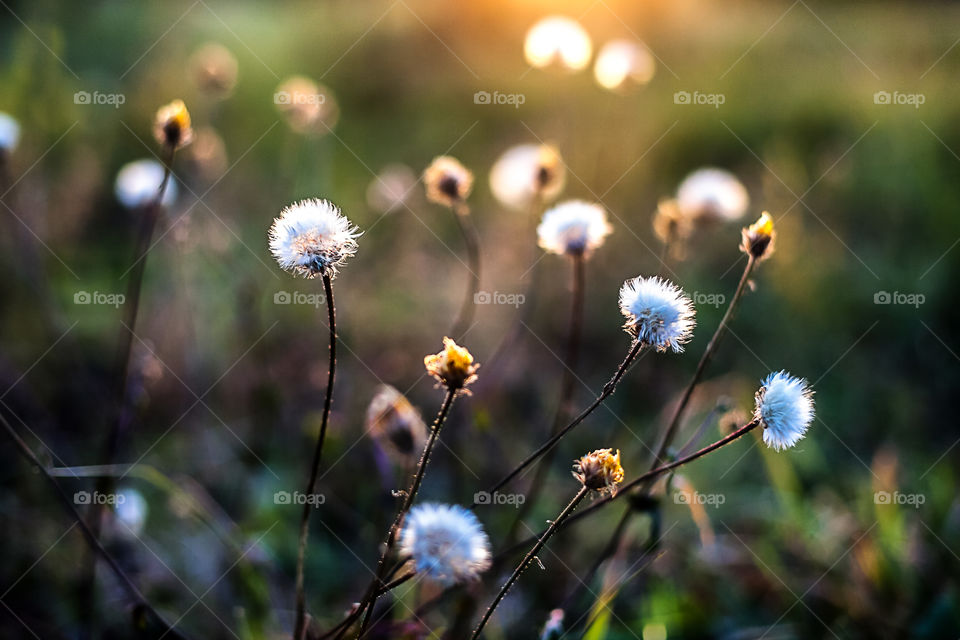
[353, 387, 458, 638]
[1, 411, 189, 639]
[293, 273, 337, 640]
[470, 486, 589, 640]
[452, 202, 481, 340]
[476, 340, 644, 505]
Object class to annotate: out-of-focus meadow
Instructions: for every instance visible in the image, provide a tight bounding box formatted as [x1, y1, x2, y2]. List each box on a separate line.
[1, 0, 959, 638]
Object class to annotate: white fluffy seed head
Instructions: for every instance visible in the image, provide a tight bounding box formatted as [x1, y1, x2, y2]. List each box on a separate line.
[618, 276, 695, 352]
[0, 112, 21, 154]
[268, 199, 360, 279]
[676, 167, 749, 222]
[754, 371, 814, 451]
[115, 159, 178, 209]
[537, 200, 612, 257]
[399, 503, 492, 587]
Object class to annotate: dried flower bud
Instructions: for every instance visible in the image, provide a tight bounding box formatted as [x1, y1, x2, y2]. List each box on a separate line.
[572, 448, 624, 494]
[424, 156, 473, 208]
[366, 385, 427, 459]
[424, 337, 479, 393]
[153, 99, 193, 150]
[740, 211, 775, 261]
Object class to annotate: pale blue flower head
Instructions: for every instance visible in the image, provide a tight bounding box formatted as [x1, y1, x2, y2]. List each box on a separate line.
[268, 198, 360, 279]
[537, 200, 612, 257]
[618, 275, 695, 352]
[754, 371, 814, 451]
[0, 112, 21, 154]
[115, 159, 178, 209]
[399, 503, 491, 586]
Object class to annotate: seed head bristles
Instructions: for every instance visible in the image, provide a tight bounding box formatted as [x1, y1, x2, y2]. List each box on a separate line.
[537, 200, 612, 257]
[399, 503, 492, 587]
[424, 155, 473, 208]
[740, 211, 776, 261]
[424, 337, 479, 394]
[619, 276, 696, 352]
[754, 370, 814, 451]
[269, 199, 361, 279]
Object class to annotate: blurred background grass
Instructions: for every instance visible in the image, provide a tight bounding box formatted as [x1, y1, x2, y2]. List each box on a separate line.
[1, 0, 959, 638]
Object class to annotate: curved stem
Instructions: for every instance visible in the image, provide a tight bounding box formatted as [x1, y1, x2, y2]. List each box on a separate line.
[353, 388, 458, 638]
[452, 202, 481, 340]
[504, 252, 584, 541]
[649, 255, 755, 468]
[470, 486, 589, 640]
[1, 412, 189, 639]
[476, 340, 643, 505]
[293, 274, 337, 640]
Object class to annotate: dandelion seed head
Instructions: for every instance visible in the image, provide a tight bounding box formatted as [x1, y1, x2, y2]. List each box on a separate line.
[0, 112, 21, 154]
[573, 448, 624, 495]
[424, 337, 478, 393]
[537, 200, 612, 257]
[366, 385, 427, 460]
[619, 276, 696, 352]
[740, 211, 776, 261]
[424, 156, 473, 208]
[274, 76, 339, 135]
[153, 99, 193, 150]
[399, 503, 491, 586]
[268, 199, 360, 279]
[489, 143, 566, 211]
[594, 40, 656, 91]
[189, 43, 239, 98]
[652, 198, 694, 254]
[755, 371, 814, 451]
[676, 168, 749, 222]
[525, 16, 593, 71]
[115, 159, 178, 209]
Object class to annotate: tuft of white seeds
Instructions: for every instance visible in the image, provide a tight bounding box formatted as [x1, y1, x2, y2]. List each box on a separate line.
[676, 167, 749, 221]
[114, 159, 178, 209]
[754, 371, 815, 451]
[537, 200, 612, 257]
[268, 199, 360, 279]
[619, 276, 695, 352]
[399, 503, 491, 586]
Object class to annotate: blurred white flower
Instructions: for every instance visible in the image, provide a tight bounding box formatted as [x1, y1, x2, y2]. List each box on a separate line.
[0, 112, 21, 153]
[399, 503, 491, 586]
[269, 199, 360, 279]
[274, 76, 339, 135]
[489, 143, 565, 211]
[114, 159, 178, 209]
[676, 168, 749, 221]
[619, 276, 695, 352]
[594, 40, 656, 91]
[366, 164, 416, 214]
[189, 42, 239, 98]
[115, 488, 148, 537]
[524, 16, 593, 71]
[754, 371, 814, 451]
[537, 200, 612, 257]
